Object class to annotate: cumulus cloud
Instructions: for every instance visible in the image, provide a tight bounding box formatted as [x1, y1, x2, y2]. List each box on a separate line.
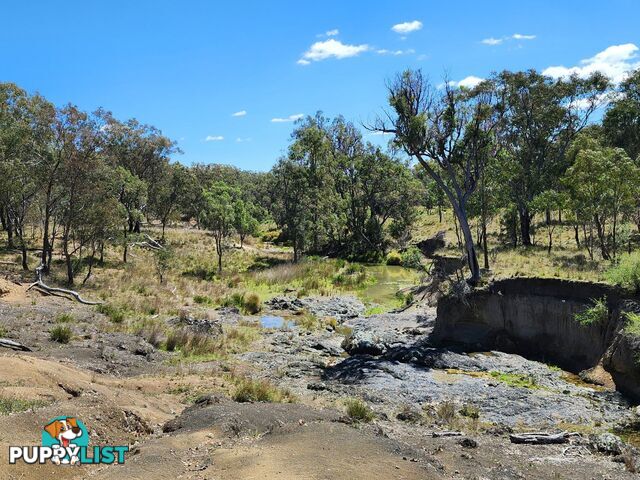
[231, 110, 247, 117]
[448, 76, 485, 89]
[271, 114, 304, 123]
[391, 20, 422, 34]
[298, 39, 370, 64]
[205, 135, 224, 142]
[543, 43, 640, 84]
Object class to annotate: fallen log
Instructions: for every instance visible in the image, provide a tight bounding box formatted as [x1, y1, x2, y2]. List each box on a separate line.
[509, 431, 579, 445]
[0, 338, 31, 351]
[431, 431, 464, 437]
[29, 264, 102, 305]
[27, 281, 103, 305]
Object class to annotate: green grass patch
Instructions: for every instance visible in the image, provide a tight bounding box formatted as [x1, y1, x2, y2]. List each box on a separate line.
[96, 303, 126, 323]
[0, 397, 48, 415]
[55, 313, 75, 323]
[489, 371, 539, 389]
[606, 252, 640, 292]
[232, 377, 296, 403]
[624, 311, 640, 336]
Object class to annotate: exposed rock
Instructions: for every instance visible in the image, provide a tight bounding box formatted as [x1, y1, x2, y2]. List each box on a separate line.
[169, 314, 223, 336]
[266, 295, 365, 321]
[589, 432, 625, 455]
[342, 330, 387, 355]
[458, 438, 478, 448]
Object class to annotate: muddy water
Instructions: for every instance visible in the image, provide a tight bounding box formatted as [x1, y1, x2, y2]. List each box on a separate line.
[361, 265, 421, 305]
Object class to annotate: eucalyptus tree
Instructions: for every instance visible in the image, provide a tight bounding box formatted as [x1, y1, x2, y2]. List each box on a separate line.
[271, 157, 311, 262]
[603, 69, 640, 160]
[563, 134, 640, 260]
[148, 162, 191, 240]
[200, 182, 237, 272]
[102, 116, 178, 232]
[0, 83, 53, 269]
[374, 70, 501, 283]
[491, 70, 609, 246]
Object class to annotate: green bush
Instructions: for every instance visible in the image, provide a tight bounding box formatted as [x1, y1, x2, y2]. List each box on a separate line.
[243, 293, 262, 314]
[386, 250, 402, 266]
[606, 252, 640, 292]
[50, 325, 72, 343]
[401, 247, 423, 269]
[345, 398, 375, 422]
[574, 297, 608, 326]
[193, 294, 214, 305]
[96, 304, 125, 323]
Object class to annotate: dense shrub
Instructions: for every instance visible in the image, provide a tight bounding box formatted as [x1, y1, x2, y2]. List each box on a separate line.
[386, 250, 402, 266]
[401, 247, 423, 269]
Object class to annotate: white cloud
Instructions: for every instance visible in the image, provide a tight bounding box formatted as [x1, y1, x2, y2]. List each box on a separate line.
[326, 29, 339, 37]
[298, 39, 370, 64]
[271, 114, 304, 123]
[205, 135, 224, 142]
[370, 131, 393, 136]
[481, 33, 536, 45]
[236, 137, 252, 143]
[512, 33, 536, 40]
[376, 48, 415, 56]
[481, 37, 503, 46]
[449, 76, 484, 89]
[391, 20, 422, 34]
[231, 110, 247, 117]
[543, 43, 640, 84]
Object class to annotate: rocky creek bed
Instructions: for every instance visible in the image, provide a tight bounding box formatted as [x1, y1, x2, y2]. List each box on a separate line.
[2, 282, 640, 478]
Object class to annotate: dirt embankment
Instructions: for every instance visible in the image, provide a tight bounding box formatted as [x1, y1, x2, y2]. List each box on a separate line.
[432, 277, 640, 401]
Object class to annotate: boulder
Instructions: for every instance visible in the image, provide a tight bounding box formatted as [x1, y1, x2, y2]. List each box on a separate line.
[589, 433, 625, 455]
[342, 330, 387, 356]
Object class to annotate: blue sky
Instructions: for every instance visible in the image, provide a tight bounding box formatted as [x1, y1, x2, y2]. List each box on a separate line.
[2, 1, 639, 171]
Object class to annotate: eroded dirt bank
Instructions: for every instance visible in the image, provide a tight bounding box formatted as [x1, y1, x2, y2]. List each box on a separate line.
[0, 279, 639, 479]
[432, 277, 640, 401]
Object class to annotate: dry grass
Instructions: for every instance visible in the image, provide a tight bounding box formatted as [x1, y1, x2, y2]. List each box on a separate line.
[415, 208, 612, 282]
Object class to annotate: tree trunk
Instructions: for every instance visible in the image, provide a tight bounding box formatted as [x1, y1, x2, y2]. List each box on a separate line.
[519, 207, 532, 246]
[482, 220, 489, 269]
[453, 203, 480, 284]
[574, 225, 580, 248]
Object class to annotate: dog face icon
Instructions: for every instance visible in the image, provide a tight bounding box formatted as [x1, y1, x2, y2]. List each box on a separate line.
[43, 417, 83, 464]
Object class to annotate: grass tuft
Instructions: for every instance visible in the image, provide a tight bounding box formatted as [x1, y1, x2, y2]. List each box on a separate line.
[50, 325, 72, 343]
[345, 398, 375, 422]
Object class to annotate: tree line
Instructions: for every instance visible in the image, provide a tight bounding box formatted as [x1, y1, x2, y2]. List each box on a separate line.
[1, 66, 640, 285]
[377, 68, 640, 282]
